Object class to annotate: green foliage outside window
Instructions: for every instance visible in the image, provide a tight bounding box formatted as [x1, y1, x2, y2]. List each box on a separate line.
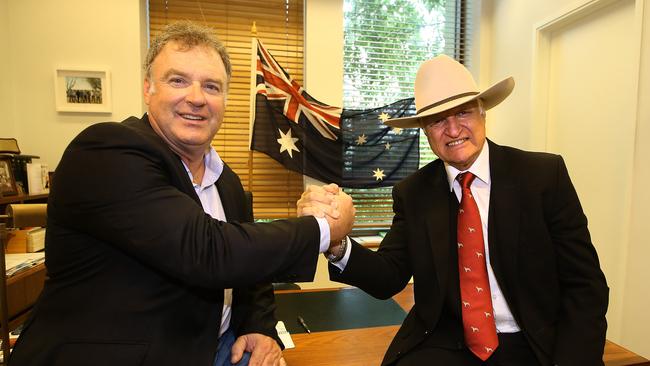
[343, 0, 446, 108]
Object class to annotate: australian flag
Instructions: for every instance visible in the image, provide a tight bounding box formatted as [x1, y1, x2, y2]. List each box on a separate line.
[250, 39, 419, 188]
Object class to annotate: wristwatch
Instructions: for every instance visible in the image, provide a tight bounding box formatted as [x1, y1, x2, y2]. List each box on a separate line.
[325, 238, 348, 263]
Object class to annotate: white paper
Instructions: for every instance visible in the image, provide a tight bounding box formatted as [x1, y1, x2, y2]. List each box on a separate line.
[5, 252, 45, 276]
[275, 321, 295, 349]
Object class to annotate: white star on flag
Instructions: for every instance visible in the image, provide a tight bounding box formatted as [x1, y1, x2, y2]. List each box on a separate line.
[277, 128, 300, 158]
[378, 112, 390, 122]
[356, 134, 367, 145]
[373, 168, 385, 181]
[392, 127, 403, 135]
[385, 142, 391, 150]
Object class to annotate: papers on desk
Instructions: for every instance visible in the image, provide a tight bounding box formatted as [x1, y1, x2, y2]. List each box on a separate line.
[275, 321, 295, 349]
[5, 252, 45, 277]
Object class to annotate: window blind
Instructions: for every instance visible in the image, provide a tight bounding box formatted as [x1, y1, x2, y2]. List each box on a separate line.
[148, 0, 304, 219]
[343, 0, 472, 232]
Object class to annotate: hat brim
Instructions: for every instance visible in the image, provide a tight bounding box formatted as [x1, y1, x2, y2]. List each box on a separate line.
[385, 76, 515, 128]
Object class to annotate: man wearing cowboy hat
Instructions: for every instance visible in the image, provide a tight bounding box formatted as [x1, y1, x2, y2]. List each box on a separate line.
[298, 55, 608, 365]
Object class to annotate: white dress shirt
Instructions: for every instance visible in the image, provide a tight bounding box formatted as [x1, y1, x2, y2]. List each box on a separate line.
[445, 142, 520, 333]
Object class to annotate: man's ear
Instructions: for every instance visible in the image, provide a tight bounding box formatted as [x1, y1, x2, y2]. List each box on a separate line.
[143, 79, 151, 105]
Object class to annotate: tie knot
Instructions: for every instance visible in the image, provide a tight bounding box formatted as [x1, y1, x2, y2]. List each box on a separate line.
[458, 172, 476, 189]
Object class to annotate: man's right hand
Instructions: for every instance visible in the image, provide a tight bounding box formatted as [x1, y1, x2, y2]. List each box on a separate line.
[297, 184, 355, 242]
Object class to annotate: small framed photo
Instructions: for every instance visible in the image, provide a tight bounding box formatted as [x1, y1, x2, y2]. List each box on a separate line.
[0, 157, 18, 197]
[54, 68, 112, 113]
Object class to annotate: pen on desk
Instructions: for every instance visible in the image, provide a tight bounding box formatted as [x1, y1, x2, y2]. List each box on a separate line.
[297, 315, 311, 334]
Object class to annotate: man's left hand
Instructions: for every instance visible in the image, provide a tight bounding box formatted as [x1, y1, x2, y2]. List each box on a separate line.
[231, 333, 283, 366]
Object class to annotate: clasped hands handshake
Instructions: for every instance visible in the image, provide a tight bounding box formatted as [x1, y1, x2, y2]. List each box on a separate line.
[297, 184, 355, 252]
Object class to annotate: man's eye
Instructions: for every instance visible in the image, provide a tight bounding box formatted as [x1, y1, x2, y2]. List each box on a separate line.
[168, 78, 187, 87]
[457, 108, 475, 118]
[205, 83, 221, 93]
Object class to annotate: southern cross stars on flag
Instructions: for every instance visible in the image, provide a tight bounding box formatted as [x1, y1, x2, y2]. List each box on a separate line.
[340, 98, 420, 187]
[250, 39, 419, 188]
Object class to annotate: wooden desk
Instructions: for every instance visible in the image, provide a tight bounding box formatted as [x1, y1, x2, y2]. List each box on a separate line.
[281, 284, 650, 366]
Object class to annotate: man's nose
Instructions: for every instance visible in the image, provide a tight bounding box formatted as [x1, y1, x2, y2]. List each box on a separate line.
[186, 82, 207, 106]
[444, 117, 462, 136]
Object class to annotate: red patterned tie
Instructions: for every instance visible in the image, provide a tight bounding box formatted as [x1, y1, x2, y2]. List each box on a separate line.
[457, 173, 498, 360]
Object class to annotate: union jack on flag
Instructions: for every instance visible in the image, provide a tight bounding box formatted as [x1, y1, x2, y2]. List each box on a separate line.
[254, 39, 341, 140]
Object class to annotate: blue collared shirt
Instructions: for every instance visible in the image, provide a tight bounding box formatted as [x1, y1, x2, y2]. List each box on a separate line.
[182, 148, 232, 337]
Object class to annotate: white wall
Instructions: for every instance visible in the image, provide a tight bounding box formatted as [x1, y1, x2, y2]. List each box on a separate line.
[300, 0, 346, 290]
[305, 0, 344, 107]
[484, 0, 650, 358]
[0, 0, 15, 138]
[621, 0, 650, 356]
[2, 0, 146, 170]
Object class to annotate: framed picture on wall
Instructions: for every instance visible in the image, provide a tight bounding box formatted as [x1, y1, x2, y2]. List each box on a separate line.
[54, 68, 112, 113]
[0, 157, 18, 197]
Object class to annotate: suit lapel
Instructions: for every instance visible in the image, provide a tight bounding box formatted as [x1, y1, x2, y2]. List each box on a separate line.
[127, 114, 202, 205]
[215, 167, 239, 222]
[487, 140, 520, 303]
[422, 162, 454, 294]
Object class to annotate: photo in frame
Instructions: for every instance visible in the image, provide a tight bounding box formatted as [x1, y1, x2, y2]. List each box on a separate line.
[54, 68, 112, 113]
[0, 157, 18, 197]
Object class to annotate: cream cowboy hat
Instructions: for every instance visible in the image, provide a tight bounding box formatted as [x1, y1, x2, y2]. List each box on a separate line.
[385, 55, 515, 128]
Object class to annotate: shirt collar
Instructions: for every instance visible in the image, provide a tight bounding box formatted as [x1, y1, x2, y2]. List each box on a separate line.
[444, 141, 491, 191]
[182, 147, 224, 188]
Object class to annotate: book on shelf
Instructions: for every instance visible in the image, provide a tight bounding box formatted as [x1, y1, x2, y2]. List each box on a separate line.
[6, 227, 45, 253]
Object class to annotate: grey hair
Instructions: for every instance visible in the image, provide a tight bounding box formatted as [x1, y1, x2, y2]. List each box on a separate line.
[144, 20, 232, 82]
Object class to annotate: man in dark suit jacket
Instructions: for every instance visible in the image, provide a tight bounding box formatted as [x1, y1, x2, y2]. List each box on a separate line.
[300, 55, 608, 365]
[9, 22, 353, 366]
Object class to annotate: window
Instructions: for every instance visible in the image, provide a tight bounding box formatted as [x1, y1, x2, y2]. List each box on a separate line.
[148, 0, 305, 220]
[342, 0, 472, 233]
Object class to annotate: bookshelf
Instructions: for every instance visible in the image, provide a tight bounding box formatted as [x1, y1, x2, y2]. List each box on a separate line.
[0, 193, 48, 206]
